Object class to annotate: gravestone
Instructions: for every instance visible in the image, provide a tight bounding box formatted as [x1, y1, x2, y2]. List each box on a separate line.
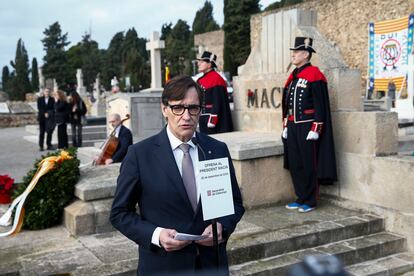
[0, 103, 9, 114]
[76, 69, 87, 96]
[90, 74, 105, 116]
[38, 66, 45, 92]
[8, 102, 36, 114]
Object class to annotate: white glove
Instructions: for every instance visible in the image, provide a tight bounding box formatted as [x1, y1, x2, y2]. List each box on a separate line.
[306, 131, 319, 140]
[282, 128, 288, 139]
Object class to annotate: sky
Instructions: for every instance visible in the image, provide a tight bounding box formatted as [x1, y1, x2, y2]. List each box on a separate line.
[0, 0, 275, 72]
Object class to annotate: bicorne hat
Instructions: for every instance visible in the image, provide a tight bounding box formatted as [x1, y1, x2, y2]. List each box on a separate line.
[289, 37, 316, 53]
[196, 51, 217, 67]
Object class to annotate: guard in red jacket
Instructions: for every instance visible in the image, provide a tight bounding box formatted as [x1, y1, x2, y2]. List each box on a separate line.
[197, 51, 233, 134]
[282, 37, 337, 213]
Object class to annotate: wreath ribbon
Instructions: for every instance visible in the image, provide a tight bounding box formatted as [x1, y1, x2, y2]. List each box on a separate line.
[0, 151, 72, 237]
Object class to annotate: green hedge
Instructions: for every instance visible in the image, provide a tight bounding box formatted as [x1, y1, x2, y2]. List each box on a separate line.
[12, 148, 80, 230]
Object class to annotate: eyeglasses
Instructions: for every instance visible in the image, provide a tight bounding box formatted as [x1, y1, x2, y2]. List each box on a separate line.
[167, 104, 202, 116]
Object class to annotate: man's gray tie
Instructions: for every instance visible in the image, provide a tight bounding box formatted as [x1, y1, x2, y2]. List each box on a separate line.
[179, 143, 197, 211]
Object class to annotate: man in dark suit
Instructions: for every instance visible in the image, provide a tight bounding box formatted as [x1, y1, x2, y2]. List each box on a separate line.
[104, 113, 133, 165]
[37, 88, 55, 151]
[110, 75, 245, 275]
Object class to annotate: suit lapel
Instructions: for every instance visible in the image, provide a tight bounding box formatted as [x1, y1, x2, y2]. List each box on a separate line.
[153, 128, 194, 212]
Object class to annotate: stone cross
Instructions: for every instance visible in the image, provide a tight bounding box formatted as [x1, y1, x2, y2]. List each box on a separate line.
[146, 31, 165, 89]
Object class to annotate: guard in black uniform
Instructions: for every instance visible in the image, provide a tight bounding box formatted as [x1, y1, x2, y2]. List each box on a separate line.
[282, 37, 337, 213]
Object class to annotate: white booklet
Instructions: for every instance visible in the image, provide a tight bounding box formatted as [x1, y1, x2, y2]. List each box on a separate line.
[174, 232, 209, 241]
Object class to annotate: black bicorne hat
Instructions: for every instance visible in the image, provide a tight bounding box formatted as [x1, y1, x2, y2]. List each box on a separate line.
[289, 37, 316, 53]
[196, 51, 217, 67]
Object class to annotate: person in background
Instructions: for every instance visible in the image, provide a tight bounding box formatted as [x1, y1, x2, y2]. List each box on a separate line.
[37, 88, 55, 151]
[68, 91, 87, 147]
[196, 51, 233, 134]
[387, 78, 396, 108]
[104, 113, 133, 165]
[53, 90, 69, 149]
[281, 37, 337, 213]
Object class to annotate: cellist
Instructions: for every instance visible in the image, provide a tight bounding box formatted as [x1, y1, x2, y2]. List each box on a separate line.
[99, 113, 133, 165]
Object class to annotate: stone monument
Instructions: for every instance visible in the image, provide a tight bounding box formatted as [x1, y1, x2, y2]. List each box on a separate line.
[225, 8, 414, 251]
[90, 74, 105, 116]
[106, 31, 166, 140]
[76, 69, 87, 96]
[38, 66, 45, 93]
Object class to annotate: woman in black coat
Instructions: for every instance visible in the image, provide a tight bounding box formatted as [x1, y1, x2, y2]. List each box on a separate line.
[68, 91, 87, 147]
[53, 90, 69, 149]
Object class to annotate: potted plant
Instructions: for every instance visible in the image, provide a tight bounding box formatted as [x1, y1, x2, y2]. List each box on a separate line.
[0, 175, 14, 204]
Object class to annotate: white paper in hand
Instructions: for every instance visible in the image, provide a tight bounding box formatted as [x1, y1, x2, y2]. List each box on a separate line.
[174, 232, 209, 241]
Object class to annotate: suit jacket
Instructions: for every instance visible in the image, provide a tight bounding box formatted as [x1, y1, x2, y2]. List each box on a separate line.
[110, 127, 245, 275]
[37, 96, 55, 122]
[112, 125, 133, 163]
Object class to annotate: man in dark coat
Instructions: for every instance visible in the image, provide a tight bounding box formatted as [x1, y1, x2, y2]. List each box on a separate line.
[37, 88, 55, 151]
[282, 37, 337, 213]
[196, 51, 233, 134]
[104, 113, 133, 165]
[110, 76, 244, 275]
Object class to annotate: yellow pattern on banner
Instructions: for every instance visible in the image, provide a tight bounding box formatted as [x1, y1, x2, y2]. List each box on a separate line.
[0, 151, 73, 237]
[374, 76, 406, 92]
[375, 17, 409, 34]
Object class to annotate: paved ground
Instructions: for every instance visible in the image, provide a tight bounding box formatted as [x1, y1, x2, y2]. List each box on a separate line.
[0, 202, 366, 276]
[0, 127, 56, 183]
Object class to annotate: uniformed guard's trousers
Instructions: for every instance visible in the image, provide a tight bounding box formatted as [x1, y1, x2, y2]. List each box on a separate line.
[286, 121, 318, 207]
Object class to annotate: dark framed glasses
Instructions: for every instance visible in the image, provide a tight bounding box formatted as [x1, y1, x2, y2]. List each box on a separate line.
[167, 104, 202, 116]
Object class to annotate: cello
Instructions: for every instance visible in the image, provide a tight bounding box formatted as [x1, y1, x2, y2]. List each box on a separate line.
[94, 114, 130, 166]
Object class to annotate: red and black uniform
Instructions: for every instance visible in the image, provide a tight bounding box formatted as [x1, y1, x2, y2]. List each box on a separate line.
[282, 63, 337, 207]
[197, 70, 233, 134]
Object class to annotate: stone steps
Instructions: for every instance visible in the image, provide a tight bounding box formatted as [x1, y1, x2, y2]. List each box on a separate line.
[228, 214, 384, 265]
[346, 252, 414, 276]
[64, 163, 120, 236]
[229, 232, 406, 275]
[399, 134, 414, 153]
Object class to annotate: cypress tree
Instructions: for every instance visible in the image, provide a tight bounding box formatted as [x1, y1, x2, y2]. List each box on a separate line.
[31, 58, 39, 92]
[42, 22, 70, 89]
[223, 0, 260, 77]
[192, 1, 220, 35]
[9, 39, 32, 100]
[2, 66, 10, 92]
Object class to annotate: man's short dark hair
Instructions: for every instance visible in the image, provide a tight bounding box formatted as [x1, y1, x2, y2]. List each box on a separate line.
[161, 75, 203, 106]
[307, 52, 312, 61]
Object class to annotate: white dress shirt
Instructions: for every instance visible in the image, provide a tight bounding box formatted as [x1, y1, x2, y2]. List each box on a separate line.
[151, 125, 201, 247]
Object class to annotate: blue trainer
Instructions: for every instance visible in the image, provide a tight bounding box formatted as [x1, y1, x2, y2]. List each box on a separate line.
[298, 204, 315, 213]
[285, 202, 301, 210]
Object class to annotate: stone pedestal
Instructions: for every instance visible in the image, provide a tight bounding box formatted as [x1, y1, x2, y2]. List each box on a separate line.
[106, 90, 165, 140]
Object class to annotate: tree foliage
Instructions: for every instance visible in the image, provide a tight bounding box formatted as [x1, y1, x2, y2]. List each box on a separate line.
[264, 0, 304, 11]
[2, 66, 10, 92]
[8, 39, 32, 100]
[163, 20, 194, 77]
[223, 0, 260, 77]
[31, 58, 39, 92]
[42, 22, 70, 89]
[192, 1, 220, 35]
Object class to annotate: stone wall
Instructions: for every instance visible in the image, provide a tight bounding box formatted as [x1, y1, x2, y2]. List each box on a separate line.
[252, 0, 414, 91]
[194, 30, 225, 71]
[0, 114, 37, 128]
